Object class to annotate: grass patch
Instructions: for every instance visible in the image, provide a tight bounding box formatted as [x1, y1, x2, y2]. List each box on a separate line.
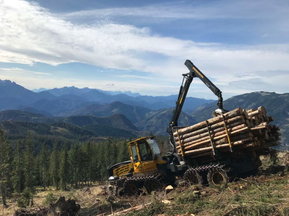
[225, 205, 278, 216]
[163, 174, 289, 216]
[42, 192, 57, 206]
[126, 201, 165, 216]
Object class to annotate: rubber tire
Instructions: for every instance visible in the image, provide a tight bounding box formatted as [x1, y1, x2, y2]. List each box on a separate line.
[123, 181, 139, 196]
[207, 168, 228, 187]
[144, 179, 162, 193]
[184, 169, 203, 186]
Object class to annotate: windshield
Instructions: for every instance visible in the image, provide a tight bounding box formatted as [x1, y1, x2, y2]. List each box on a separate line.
[138, 141, 153, 161]
[131, 144, 138, 161]
[146, 138, 160, 155]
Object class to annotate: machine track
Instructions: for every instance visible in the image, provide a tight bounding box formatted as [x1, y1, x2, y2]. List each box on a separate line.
[108, 173, 164, 196]
[184, 163, 229, 186]
[107, 164, 230, 196]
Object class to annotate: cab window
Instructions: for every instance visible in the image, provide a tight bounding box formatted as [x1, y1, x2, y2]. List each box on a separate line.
[138, 141, 153, 161]
[147, 138, 160, 155]
[131, 144, 139, 161]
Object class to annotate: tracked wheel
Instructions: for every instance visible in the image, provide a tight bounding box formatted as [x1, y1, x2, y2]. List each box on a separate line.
[207, 168, 228, 187]
[184, 169, 203, 186]
[144, 177, 163, 193]
[123, 180, 139, 196]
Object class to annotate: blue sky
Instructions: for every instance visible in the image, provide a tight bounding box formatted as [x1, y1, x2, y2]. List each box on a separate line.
[1, 0, 289, 98]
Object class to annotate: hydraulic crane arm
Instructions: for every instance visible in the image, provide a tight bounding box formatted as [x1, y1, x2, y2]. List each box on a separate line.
[185, 60, 224, 112]
[169, 68, 193, 129]
[169, 60, 225, 130]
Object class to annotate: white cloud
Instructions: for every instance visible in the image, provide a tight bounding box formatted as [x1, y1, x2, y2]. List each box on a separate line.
[0, 0, 289, 97]
[62, 0, 289, 21]
[0, 67, 176, 95]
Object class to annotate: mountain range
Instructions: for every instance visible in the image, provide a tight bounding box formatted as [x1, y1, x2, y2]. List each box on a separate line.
[0, 79, 288, 146]
[0, 80, 213, 116]
[0, 80, 200, 140]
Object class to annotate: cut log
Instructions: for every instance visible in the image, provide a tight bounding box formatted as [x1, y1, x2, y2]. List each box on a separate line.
[180, 126, 250, 150]
[183, 138, 254, 155]
[174, 108, 243, 135]
[173, 106, 279, 159]
[175, 123, 247, 147]
[173, 116, 245, 140]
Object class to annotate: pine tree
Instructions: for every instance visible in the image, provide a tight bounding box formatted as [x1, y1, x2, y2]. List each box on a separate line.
[0, 130, 12, 207]
[98, 142, 108, 180]
[84, 142, 93, 185]
[49, 148, 60, 189]
[68, 146, 80, 187]
[117, 140, 129, 163]
[88, 142, 103, 182]
[59, 149, 69, 190]
[12, 142, 25, 193]
[23, 138, 34, 190]
[38, 144, 49, 189]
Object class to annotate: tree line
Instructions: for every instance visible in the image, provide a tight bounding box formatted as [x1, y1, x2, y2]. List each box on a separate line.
[0, 130, 129, 207]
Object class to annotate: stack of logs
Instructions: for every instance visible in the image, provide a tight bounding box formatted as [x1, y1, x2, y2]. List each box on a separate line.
[173, 106, 279, 158]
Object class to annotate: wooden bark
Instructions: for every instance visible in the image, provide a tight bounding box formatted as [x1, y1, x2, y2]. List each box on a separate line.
[178, 134, 254, 154]
[175, 123, 246, 146]
[181, 139, 249, 155]
[179, 126, 249, 150]
[174, 106, 278, 159]
[174, 108, 243, 135]
[250, 122, 268, 131]
[173, 115, 245, 140]
[184, 143, 255, 158]
[182, 138, 253, 155]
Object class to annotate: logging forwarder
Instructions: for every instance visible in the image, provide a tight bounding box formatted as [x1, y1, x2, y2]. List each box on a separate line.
[106, 60, 278, 196]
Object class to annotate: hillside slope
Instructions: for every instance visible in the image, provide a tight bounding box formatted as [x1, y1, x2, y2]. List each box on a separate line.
[63, 114, 138, 131]
[44, 86, 213, 113]
[0, 110, 48, 123]
[0, 111, 138, 140]
[68, 101, 151, 123]
[137, 108, 196, 135]
[0, 80, 212, 115]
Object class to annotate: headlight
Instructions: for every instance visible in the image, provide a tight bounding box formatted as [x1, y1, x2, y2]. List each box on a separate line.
[108, 176, 115, 181]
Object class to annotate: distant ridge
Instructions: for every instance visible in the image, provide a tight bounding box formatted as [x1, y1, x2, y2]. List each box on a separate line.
[0, 110, 138, 139]
[0, 80, 287, 144]
[0, 79, 212, 115]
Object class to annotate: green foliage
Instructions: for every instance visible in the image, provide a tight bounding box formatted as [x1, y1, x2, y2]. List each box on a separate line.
[42, 192, 57, 206]
[49, 147, 60, 189]
[12, 142, 25, 193]
[17, 188, 34, 208]
[38, 143, 49, 189]
[226, 205, 277, 216]
[59, 149, 69, 190]
[0, 129, 12, 206]
[175, 191, 198, 204]
[1, 125, 131, 195]
[126, 201, 165, 216]
[23, 137, 34, 190]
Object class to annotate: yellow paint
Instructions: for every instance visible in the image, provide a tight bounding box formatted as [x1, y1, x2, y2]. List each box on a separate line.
[111, 136, 168, 177]
[133, 160, 157, 174]
[192, 66, 204, 78]
[112, 162, 133, 177]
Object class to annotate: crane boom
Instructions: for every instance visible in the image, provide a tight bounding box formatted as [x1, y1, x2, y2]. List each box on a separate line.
[169, 60, 225, 132]
[185, 60, 224, 111]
